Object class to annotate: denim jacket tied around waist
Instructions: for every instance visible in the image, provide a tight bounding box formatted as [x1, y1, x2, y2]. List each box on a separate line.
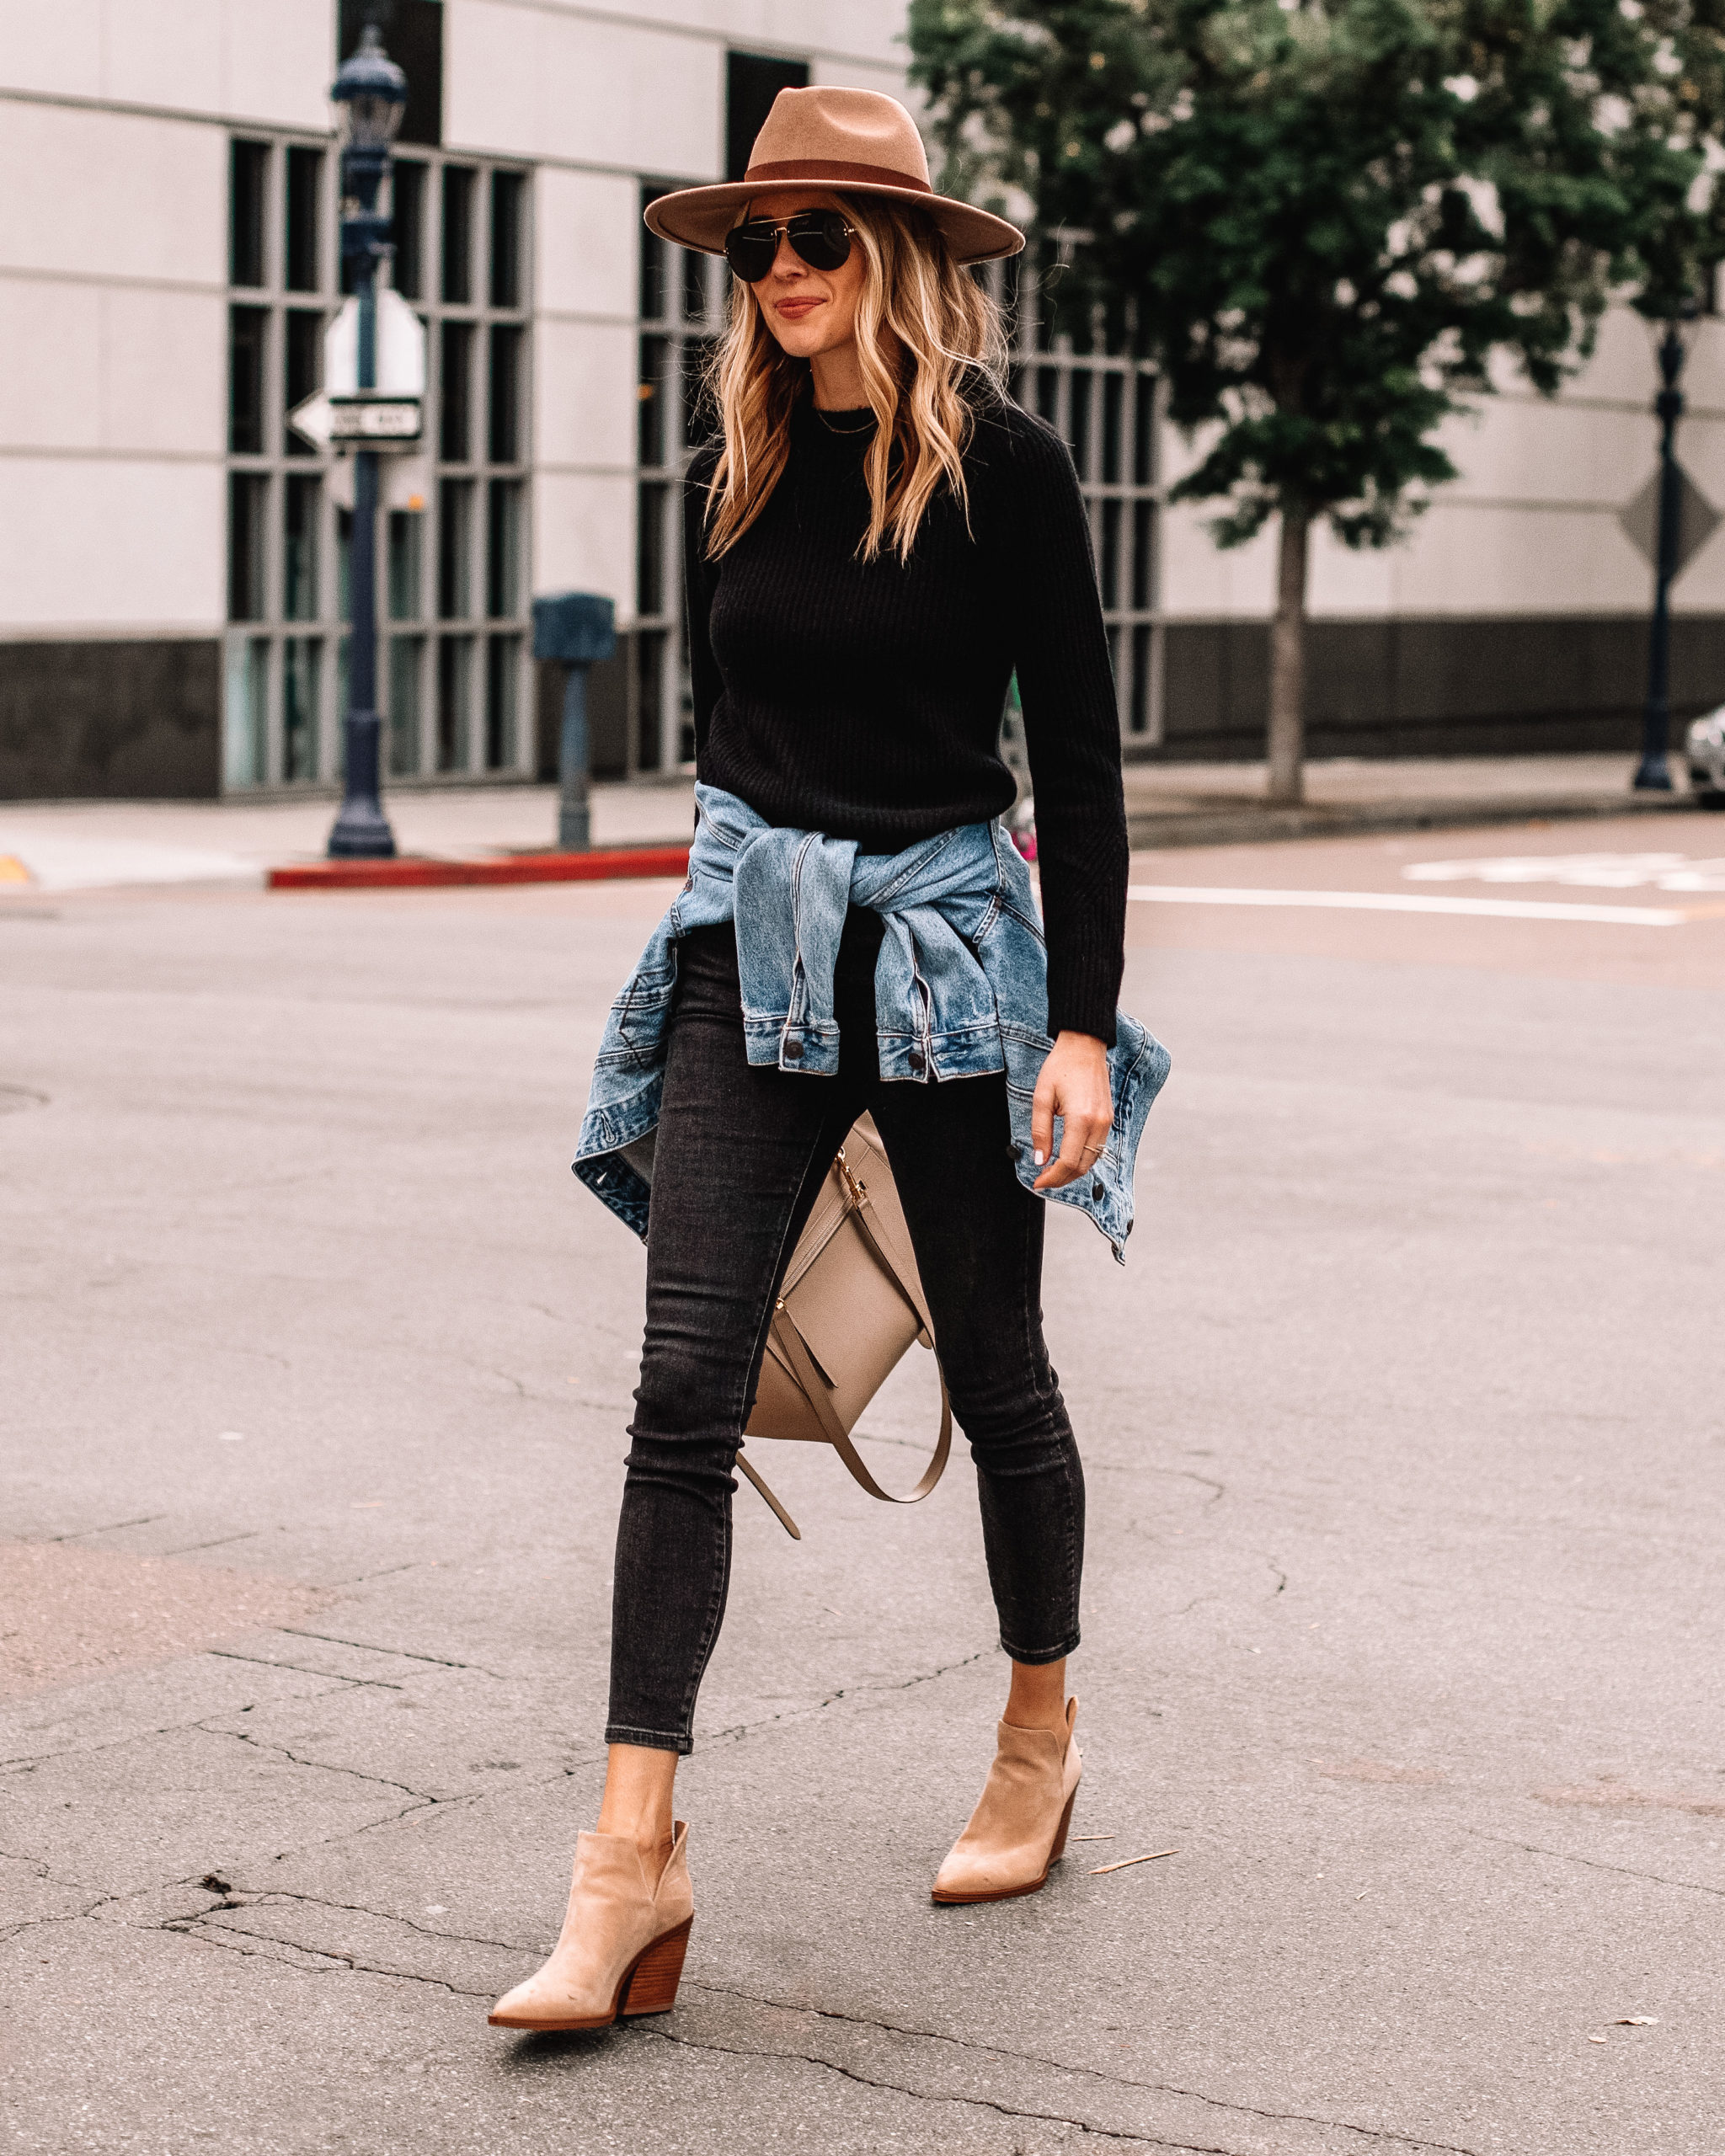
[574, 783, 1171, 1262]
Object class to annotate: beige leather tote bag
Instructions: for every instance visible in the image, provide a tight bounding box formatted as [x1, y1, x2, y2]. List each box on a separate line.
[738, 1113, 951, 1539]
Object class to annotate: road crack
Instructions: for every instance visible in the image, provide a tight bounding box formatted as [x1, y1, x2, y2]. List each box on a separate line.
[1471, 1828, 1725, 1900]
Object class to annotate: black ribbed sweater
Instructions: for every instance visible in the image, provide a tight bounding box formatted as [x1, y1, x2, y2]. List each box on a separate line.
[683, 392, 1130, 1044]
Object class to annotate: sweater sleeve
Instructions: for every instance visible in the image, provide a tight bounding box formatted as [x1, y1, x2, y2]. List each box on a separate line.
[683, 448, 723, 762]
[989, 408, 1129, 1045]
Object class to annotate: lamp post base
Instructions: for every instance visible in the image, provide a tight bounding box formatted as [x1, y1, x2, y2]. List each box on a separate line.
[1632, 753, 1674, 793]
[328, 710, 398, 858]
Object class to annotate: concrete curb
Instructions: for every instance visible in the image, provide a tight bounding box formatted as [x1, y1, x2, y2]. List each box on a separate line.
[1125, 788, 1705, 851]
[267, 844, 691, 891]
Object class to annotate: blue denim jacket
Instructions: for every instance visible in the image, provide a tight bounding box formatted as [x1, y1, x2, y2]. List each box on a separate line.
[574, 784, 1171, 1261]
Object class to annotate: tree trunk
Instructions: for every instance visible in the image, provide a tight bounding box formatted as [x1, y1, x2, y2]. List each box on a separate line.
[1268, 506, 1311, 806]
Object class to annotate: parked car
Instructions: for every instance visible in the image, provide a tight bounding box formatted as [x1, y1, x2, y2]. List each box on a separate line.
[1688, 707, 1725, 808]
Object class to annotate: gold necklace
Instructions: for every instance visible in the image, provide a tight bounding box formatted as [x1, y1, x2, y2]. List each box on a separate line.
[814, 407, 874, 436]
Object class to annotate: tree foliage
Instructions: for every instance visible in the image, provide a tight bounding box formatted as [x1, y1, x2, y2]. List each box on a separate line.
[910, 0, 1725, 551]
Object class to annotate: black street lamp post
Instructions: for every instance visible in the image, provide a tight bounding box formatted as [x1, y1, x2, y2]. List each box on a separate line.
[327, 27, 408, 859]
[1634, 312, 1699, 794]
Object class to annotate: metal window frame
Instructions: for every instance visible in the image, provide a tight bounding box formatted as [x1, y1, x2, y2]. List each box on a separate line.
[994, 251, 1165, 750]
[222, 132, 535, 792]
[632, 195, 725, 778]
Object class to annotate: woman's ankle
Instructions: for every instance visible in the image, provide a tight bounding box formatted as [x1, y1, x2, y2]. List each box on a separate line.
[595, 1739, 680, 1871]
[1003, 1657, 1069, 1734]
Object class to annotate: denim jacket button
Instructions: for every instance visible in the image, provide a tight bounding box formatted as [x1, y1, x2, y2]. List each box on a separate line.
[1091, 1177, 1105, 1200]
[782, 1037, 804, 1061]
[907, 1049, 926, 1073]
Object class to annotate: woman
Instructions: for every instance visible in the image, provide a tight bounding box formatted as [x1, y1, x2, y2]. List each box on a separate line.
[489, 87, 1165, 2035]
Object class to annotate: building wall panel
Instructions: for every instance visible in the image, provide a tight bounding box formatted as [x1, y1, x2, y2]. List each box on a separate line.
[100, 290, 227, 456]
[0, 105, 225, 286]
[448, 3, 722, 175]
[0, 0, 104, 98]
[0, 459, 222, 632]
[0, 280, 103, 449]
[534, 468, 631, 604]
[537, 168, 639, 321]
[537, 320, 636, 473]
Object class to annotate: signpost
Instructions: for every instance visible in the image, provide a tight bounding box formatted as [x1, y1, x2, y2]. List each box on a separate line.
[288, 288, 426, 456]
[317, 25, 411, 860]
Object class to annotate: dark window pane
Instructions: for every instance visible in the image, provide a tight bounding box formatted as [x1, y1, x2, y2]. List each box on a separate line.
[1130, 624, 1152, 734]
[487, 324, 521, 463]
[489, 171, 524, 308]
[389, 636, 423, 773]
[638, 184, 665, 319]
[636, 482, 665, 616]
[339, 0, 442, 147]
[1069, 370, 1092, 475]
[725, 51, 809, 181]
[638, 336, 668, 467]
[286, 146, 321, 291]
[438, 478, 473, 617]
[230, 141, 268, 287]
[682, 334, 718, 450]
[1101, 496, 1120, 612]
[388, 510, 424, 619]
[227, 472, 268, 620]
[1035, 365, 1059, 429]
[284, 475, 320, 619]
[440, 320, 473, 462]
[485, 634, 520, 768]
[393, 160, 425, 300]
[1131, 499, 1155, 611]
[1133, 371, 1156, 488]
[439, 320, 473, 461]
[229, 305, 267, 453]
[224, 636, 270, 784]
[283, 637, 321, 779]
[485, 481, 521, 616]
[635, 629, 665, 771]
[436, 633, 473, 768]
[284, 310, 321, 456]
[441, 165, 473, 302]
[681, 247, 707, 323]
[337, 506, 353, 622]
[1103, 372, 1124, 486]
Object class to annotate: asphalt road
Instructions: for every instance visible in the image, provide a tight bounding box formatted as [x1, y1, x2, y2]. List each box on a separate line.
[3, 814, 1722, 2155]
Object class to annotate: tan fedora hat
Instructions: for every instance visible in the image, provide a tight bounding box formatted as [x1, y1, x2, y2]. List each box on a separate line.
[644, 86, 1023, 267]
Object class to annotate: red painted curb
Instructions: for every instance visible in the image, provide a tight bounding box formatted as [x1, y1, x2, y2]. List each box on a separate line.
[267, 845, 692, 892]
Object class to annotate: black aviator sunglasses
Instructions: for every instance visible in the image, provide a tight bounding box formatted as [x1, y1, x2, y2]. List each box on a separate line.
[723, 211, 855, 284]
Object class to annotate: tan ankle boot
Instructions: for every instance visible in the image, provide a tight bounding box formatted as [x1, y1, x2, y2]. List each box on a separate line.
[932, 1698, 1081, 1905]
[489, 1821, 694, 2031]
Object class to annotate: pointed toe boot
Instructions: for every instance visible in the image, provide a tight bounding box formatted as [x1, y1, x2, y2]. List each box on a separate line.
[488, 1821, 694, 2031]
[932, 1698, 1081, 1905]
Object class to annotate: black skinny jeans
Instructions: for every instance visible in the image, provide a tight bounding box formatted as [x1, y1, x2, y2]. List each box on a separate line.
[606, 910, 1084, 1754]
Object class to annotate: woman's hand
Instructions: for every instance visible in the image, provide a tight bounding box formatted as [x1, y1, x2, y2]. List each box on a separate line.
[1030, 1031, 1114, 1191]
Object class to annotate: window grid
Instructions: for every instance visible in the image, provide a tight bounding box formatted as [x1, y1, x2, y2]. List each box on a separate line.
[223, 135, 533, 791]
[633, 186, 726, 776]
[628, 216, 1164, 782]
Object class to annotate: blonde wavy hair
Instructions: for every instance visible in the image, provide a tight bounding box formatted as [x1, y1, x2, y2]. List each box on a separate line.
[702, 195, 1007, 564]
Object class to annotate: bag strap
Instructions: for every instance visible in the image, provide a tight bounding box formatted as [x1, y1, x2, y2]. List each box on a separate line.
[767, 1301, 952, 1505]
[735, 1139, 953, 1537]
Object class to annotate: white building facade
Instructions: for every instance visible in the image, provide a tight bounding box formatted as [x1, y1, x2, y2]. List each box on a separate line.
[1, 0, 1721, 800]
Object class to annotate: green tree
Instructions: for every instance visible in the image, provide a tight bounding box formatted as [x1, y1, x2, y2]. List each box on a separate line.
[911, 0, 1725, 800]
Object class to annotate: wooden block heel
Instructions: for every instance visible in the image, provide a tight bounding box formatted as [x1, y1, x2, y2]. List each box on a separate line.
[619, 1916, 692, 2018]
[1049, 1787, 1077, 1863]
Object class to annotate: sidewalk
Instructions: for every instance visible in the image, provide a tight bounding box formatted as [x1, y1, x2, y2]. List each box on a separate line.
[1121, 751, 1701, 847]
[0, 755, 1702, 893]
[0, 780, 695, 893]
